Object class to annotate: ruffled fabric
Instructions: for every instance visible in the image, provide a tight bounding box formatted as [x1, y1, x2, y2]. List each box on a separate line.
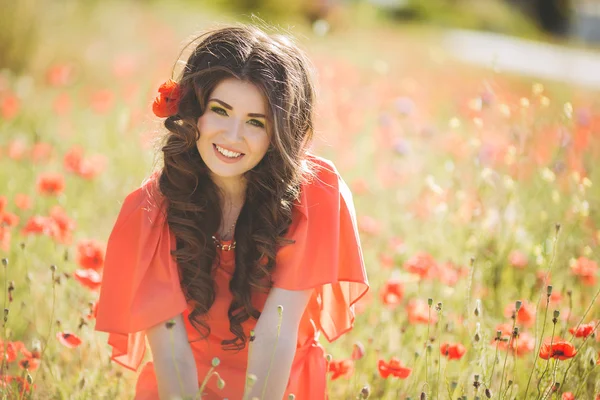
[273, 155, 369, 341]
[273, 155, 369, 400]
[95, 176, 188, 371]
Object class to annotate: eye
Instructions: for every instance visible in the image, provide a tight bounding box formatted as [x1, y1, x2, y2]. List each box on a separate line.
[248, 119, 265, 128]
[210, 106, 228, 116]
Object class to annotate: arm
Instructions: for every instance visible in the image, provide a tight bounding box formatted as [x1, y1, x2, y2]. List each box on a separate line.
[146, 313, 199, 400]
[244, 287, 313, 400]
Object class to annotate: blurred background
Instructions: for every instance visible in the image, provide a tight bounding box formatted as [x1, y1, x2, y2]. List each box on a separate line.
[1, 0, 600, 399]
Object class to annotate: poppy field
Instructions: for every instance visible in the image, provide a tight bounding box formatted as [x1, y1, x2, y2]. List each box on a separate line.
[1, 2, 599, 399]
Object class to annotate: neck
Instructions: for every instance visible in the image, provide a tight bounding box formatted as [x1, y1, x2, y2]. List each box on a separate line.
[211, 174, 246, 208]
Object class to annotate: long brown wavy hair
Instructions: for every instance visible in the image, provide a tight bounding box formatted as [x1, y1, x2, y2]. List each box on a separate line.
[154, 25, 317, 351]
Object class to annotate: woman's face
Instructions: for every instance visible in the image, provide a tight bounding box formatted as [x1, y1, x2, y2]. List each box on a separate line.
[196, 77, 271, 181]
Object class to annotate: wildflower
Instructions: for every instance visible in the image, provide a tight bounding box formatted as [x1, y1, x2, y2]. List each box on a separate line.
[562, 392, 575, 400]
[569, 322, 596, 338]
[76, 239, 105, 270]
[56, 332, 82, 348]
[508, 250, 528, 269]
[14, 194, 32, 210]
[570, 257, 598, 286]
[21, 216, 61, 239]
[36, 172, 65, 196]
[152, 79, 181, 117]
[539, 338, 576, 360]
[377, 357, 412, 379]
[407, 299, 438, 325]
[440, 342, 466, 360]
[352, 341, 365, 360]
[327, 359, 354, 380]
[504, 300, 535, 327]
[73, 269, 102, 291]
[379, 278, 404, 308]
[403, 252, 438, 279]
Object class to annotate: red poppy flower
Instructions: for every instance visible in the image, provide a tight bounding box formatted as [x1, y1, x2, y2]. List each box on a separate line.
[380, 278, 404, 308]
[0, 210, 18, 227]
[403, 252, 438, 279]
[56, 332, 82, 348]
[0, 226, 10, 252]
[1, 94, 19, 120]
[36, 172, 65, 196]
[73, 269, 102, 291]
[508, 250, 528, 269]
[31, 142, 54, 163]
[377, 357, 412, 379]
[504, 300, 536, 327]
[76, 239, 104, 270]
[571, 257, 598, 286]
[562, 392, 575, 400]
[569, 322, 596, 338]
[18, 357, 40, 371]
[152, 79, 181, 118]
[440, 342, 467, 360]
[539, 338, 576, 360]
[21, 216, 61, 239]
[352, 342, 365, 360]
[6, 139, 28, 160]
[406, 299, 437, 325]
[328, 359, 353, 380]
[49, 206, 76, 245]
[14, 194, 32, 210]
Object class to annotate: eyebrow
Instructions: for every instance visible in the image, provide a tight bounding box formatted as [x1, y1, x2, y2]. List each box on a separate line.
[208, 98, 266, 118]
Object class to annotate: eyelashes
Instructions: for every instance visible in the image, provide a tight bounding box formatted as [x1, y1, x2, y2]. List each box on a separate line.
[209, 106, 265, 129]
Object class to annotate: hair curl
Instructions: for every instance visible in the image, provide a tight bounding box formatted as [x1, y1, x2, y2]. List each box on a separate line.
[154, 25, 317, 351]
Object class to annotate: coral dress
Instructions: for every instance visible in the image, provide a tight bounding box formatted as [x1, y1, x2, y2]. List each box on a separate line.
[94, 154, 369, 400]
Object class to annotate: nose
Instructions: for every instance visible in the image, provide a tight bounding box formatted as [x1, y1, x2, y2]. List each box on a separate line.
[222, 119, 244, 143]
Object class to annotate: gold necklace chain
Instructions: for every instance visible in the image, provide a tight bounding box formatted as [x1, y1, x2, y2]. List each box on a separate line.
[212, 221, 237, 251]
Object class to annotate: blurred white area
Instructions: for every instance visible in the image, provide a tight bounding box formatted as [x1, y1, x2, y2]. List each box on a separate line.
[444, 28, 600, 89]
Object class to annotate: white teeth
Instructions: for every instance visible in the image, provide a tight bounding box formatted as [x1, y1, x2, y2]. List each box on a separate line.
[215, 145, 242, 158]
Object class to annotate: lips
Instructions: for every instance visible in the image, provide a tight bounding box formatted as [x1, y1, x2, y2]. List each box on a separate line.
[213, 143, 245, 155]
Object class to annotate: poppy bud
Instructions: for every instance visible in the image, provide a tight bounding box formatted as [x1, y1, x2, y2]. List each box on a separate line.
[547, 285, 553, 297]
[217, 378, 225, 389]
[555, 223, 561, 235]
[474, 299, 481, 317]
[515, 300, 522, 311]
[165, 320, 176, 329]
[288, 395, 296, 400]
[79, 377, 86, 389]
[552, 382, 560, 392]
[485, 388, 492, 398]
[420, 392, 427, 400]
[1, 258, 7, 267]
[212, 357, 220, 367]
[360, 385, 370, 399]
[250, 330, 256, 342]
[326, 354, 333, 362]
[427, 298, 433, 307]
[496, 330, 502, 340]
[27, 373, 33, 385]
[50, 264, 57, 273]
[277, 305, 284, 315]
[436, 302, 442, 311]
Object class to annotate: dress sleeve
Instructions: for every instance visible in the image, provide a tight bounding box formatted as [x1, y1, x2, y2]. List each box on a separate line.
[272, 156, 369, 342]
[94, 177, 188, 371]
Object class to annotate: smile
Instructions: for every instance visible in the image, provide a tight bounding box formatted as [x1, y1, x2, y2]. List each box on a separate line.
[213, 144, 245, 163]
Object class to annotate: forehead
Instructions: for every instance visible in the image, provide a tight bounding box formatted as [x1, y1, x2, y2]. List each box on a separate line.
[210, 78, 267, 113]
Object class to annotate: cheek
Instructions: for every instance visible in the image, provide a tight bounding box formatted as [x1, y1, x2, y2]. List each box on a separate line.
[248, 131, 271, 154]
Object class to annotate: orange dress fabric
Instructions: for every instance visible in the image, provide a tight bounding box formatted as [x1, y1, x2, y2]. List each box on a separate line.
[94, 154, 369, 400]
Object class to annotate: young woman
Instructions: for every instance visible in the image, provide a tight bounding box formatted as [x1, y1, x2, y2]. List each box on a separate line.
[94, 25, 369, 400]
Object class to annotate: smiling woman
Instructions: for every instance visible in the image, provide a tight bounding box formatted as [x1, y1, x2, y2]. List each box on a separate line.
[94, 24, 369, 400]
[196, 78, 271, 185]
